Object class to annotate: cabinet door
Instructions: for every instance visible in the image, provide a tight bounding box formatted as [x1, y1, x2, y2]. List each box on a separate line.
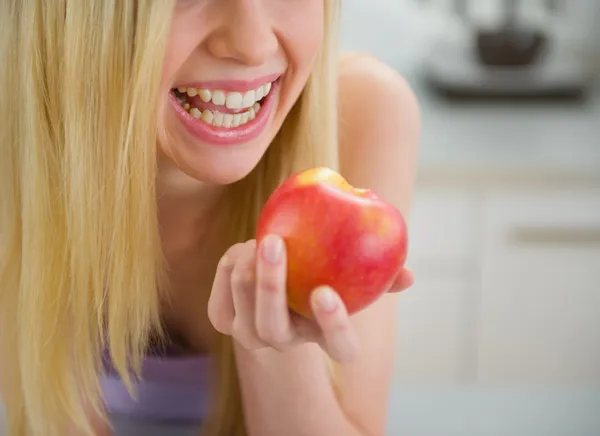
[477, 190, 600, 385]
[394, 189, 479, 383]
[394, 271, 472, 383]
[408, 189, 478, 269]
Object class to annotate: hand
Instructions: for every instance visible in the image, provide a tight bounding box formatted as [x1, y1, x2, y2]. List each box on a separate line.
[207, 235, 413, 363]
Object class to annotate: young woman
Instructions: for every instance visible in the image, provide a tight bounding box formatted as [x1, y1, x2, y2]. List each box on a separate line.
[0, 0, 420, 435]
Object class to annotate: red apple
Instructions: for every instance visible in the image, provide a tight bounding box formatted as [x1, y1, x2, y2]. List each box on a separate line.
[256, 167, 408, 318]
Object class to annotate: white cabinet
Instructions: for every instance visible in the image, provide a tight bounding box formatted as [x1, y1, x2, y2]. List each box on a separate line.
[407, 189, 479, 271]
[394, 273, 471, 383]
[396, 186, 600, 386]
[476, 189, 600, 385]
[394, 189, 479, 383]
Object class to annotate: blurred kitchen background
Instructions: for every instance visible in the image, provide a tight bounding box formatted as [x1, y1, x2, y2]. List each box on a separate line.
[1, 1, 598, 435]
[339, 0, 600, 435]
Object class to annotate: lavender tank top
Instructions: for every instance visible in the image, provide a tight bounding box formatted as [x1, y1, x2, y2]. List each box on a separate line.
[100, 350, 213, 422]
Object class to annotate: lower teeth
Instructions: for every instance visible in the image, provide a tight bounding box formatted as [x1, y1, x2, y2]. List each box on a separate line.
[176, 97, 261, 128]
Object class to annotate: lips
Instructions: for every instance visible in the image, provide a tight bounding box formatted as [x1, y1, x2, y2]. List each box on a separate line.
[169, 78, 280, 147]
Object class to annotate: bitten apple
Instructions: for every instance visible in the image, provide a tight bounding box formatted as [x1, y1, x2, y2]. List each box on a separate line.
[256, 167, 408, 318]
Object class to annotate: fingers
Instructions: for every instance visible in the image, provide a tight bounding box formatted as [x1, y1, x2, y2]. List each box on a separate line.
[208, 237, 299, 352]
[207, 243, 246, 335]
[230, 240, 266, 350]
[208, 236, 369, 362]
[255, 235, 296, 350]
[310, 287, 359, 363]
[387, 268, 414, 293]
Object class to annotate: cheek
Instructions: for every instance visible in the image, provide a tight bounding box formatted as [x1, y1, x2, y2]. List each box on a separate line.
[157, 51, 179, 124]
[159, 6, 211, 92]
[157, 21, 200, 143]
[277, 2, 324, 71]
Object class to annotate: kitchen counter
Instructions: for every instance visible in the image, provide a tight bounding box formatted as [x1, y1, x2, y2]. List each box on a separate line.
[387, 385, 600, 436]
[339, 0, 600, 190]
[409, 78, 600, 189]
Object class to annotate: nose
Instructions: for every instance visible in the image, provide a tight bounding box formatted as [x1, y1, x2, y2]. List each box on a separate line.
[207, 0, 278, 67]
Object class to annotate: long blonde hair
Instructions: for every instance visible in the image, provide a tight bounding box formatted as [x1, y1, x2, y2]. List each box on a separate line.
[0, 1, 341, 435]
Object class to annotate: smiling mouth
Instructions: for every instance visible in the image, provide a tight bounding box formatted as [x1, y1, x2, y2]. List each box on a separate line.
[172, 81, 274, 129]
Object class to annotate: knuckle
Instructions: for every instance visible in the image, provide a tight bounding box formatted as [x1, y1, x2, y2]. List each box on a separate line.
[235, 337, 253, 350]
[328, 316, 351, 336]
[232, 321, 257, 349]
[259, 275, 281, 294]
[333, 348, 356, 364]
[227, 242, 246, 255]
[230, 270, 244, 289]
[217, 257, 234, 273]
[339, 340, 360, 363]
[214, 321, 232, 336]
[206, 293, 218, 315]
[257, 327, 290, 349]
[230, 268, 252, 290]
[206, 301, 217, 324]
[219, 244, 245, 268]
[209, 314, 231, 335]
[207, 300, 220, 328]
[238, 336, 261, 350]
[207, 305, 231, 335]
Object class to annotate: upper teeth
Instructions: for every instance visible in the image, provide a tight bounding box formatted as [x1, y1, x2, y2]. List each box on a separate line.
[177, 82, 273, 110]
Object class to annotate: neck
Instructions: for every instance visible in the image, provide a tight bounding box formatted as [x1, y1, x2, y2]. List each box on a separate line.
[156, 155, 225, 260]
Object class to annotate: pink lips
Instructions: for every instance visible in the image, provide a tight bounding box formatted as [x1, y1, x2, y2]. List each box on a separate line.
[170, 74, 280, 147]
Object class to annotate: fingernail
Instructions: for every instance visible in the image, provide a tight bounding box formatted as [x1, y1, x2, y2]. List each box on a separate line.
[315, 287, 338, 313]
[261, 235, 283, 264]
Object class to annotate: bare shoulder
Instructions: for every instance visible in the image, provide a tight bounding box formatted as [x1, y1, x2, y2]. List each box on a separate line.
[329, 53, 420, 435]
[338, 52, 420, 115]
[337, 51, 421, 216]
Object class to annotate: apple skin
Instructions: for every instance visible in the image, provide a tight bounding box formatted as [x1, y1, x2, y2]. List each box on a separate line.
[256, 167, 408, 318]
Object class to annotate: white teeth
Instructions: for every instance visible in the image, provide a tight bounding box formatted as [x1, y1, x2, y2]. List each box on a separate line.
[226, 92, 243, 110]
[190, 107, 202, 119]
[242, 90, 256, 109]
[255, 86, 265, 101]
[198, 89, 212, 103]
[212, 90, 226, 106]
[201, 110, 214, 124]
[178, 81, 273, 108]
[213, 111, 224, 127]
[179, 87, 265, 129]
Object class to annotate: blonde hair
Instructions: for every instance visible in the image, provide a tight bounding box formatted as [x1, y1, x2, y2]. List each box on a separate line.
[0, 1, 341, 435]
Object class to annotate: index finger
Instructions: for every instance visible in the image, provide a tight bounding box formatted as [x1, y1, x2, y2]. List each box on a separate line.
[207, 243, 246, 335]
[255, 234, 295, 348]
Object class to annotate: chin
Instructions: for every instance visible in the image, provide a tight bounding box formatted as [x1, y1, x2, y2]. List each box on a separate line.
[189, 156, 265, 186]
[157, 138, 271, 187]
